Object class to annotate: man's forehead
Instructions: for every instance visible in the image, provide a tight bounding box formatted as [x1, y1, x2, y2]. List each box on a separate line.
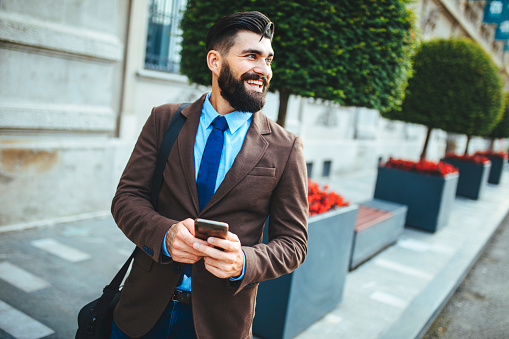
[232, 31, 274, 55]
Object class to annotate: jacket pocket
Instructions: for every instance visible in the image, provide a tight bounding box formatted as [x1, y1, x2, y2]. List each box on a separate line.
[248, 167, 276, 177]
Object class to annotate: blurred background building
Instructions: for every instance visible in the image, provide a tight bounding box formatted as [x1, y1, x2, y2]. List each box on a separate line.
[1, 0, 508, 229]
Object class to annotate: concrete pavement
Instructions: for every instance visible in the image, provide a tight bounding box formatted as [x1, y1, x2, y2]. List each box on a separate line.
[299, 164, 509, 338]
[0, 164, 508, 338]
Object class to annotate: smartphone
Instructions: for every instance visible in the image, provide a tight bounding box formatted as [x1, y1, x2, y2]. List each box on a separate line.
[194, 218, 229, 241]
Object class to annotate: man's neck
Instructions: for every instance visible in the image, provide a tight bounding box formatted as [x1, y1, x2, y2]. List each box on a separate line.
[209, 83, 235, 115]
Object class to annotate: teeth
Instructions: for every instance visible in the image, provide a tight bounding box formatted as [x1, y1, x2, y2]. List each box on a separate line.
[247, 80, 263, 86]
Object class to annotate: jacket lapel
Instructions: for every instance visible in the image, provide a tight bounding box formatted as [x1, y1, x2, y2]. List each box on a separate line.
[178, 95, 206, 214]
[201, 111, 271, 214]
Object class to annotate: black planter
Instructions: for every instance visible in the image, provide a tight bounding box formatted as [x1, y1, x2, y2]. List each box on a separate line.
[486, 156, 505, 185]
[441, 159, 491, 200]
[253, 205, 358, 339]
[373, 166, 458, 233]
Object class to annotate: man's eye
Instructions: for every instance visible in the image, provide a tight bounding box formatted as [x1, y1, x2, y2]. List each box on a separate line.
[266, 58, 273, 65]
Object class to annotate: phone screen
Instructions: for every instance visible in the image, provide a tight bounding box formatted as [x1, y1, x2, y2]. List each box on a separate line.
[194, 218, 229, 240]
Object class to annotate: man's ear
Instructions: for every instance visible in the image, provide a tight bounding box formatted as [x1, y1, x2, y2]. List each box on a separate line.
[207, 50, 222, 77]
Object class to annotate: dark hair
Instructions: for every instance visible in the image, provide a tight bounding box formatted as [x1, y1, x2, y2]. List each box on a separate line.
[205, 11, 274, 54]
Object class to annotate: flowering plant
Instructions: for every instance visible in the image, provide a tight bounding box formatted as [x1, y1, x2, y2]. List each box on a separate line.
[308, 179, 349, 216]
[473, 150, 508, 160]
[383, 157, 458, 177]
[443, 153, 490, 165]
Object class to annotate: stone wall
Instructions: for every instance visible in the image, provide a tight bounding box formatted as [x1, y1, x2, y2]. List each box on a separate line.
[0, 0, 130, 228]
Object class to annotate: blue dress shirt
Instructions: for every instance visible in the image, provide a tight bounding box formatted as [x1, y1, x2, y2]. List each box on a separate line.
[162, 93, 252, 290]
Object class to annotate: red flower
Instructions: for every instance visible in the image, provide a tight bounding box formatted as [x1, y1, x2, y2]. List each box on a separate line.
[473, 150, 508, 160]
[308, 179, 350, 216]
[384, 158, 458, 177]
[444, 153, 491, 165]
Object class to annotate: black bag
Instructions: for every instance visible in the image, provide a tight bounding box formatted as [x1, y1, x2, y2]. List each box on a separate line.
[75, 252, 132, 339]
[75, 103, 189, 339]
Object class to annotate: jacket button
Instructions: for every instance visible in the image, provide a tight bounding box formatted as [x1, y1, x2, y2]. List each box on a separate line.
[172, 265, 181, 274]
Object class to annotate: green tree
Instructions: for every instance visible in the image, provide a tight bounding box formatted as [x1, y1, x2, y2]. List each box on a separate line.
[180, 0, 416, 127]
[488, 92, 509, 150]
[383, 38, 504, 158]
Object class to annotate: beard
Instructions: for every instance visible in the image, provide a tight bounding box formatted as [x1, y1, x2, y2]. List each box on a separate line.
[218, 62, 269, 113]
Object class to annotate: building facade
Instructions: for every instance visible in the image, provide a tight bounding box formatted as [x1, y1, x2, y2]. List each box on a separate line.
[0, 0, 507, 229]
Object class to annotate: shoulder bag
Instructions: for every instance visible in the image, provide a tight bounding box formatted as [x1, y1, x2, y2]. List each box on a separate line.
[75, 103, 190, 339]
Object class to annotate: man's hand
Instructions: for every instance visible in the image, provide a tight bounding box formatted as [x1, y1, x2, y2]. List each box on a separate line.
[166, 218, 209, 264]
[192, 231, 244, 279]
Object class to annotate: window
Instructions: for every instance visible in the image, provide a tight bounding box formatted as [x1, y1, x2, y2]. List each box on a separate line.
[145, 0, 186, 73]
[306, 162, 313, 178]
[322, 160, 332, 177]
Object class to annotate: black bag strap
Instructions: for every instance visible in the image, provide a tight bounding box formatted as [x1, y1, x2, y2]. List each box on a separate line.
[92, 250, 135, 315]
[151, 103, 190, 208]
[92, 103, 189, 316]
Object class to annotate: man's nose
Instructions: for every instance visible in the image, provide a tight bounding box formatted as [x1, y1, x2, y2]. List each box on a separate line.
[253, 59, 271, 78]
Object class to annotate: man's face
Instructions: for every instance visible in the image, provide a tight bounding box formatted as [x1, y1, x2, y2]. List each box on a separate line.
[217, 31, 274, 113]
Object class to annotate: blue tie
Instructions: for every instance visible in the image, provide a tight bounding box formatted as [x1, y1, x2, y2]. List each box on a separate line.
[197, 116, 228, 211]
[179, 117, 229, 290]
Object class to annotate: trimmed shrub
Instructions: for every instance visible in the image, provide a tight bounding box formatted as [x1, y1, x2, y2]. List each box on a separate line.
[383, 38, 504, 157]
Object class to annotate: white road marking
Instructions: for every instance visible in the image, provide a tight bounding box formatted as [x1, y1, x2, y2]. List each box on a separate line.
[397, 238, 430, 252]
[398, 238, 454, 255]
[0, 262, 50, 293]
[374, 258, 433, 280]
[323, 313, 342, 324]
[31, 238, 90, 262]
[370, 291, 407, 308]
[0, 300, 55, 338]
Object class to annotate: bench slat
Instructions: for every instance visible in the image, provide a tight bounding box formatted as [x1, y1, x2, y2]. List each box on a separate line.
[355, 205, 393, 232]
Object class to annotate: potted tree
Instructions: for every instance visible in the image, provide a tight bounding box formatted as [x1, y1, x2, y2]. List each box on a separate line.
[441, 153, 491, 200]
[475, 150, 508, 184]
[474, 93, 509, 184]
[374, 158, 458, 232]
[253, 180, 357, 339]
[377, 38, 504, 230]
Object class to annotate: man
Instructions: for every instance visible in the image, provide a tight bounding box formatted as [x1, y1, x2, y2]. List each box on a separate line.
[111, 11, 308, 338]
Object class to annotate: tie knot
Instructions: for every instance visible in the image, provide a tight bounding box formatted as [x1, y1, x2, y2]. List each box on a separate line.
[212, 116, 228, 132]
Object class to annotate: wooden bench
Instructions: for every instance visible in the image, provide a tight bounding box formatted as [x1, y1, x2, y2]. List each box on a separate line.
[349, 199, 407, 270]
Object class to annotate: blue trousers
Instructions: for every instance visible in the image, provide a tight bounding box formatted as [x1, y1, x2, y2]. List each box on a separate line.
[110, 301, 197, 339]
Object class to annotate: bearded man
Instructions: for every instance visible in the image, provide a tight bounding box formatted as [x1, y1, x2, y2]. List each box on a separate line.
[110, 11, 308, 339]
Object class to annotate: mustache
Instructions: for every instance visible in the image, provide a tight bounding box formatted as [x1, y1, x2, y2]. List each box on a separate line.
[241, 73, 269, 88]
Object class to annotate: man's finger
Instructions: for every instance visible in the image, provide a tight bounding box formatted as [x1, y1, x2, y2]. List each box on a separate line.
[193, 241, 224, 258]
[206, 237, 234, 252]
[225, 231, 240, 242]
[181, 218, 196, 236]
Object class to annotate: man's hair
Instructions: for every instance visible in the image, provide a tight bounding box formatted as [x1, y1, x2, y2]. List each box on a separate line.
[205, 11, 274, 55]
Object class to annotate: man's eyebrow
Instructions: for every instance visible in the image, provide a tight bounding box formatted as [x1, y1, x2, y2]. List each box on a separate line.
[240, 49, 274, 57]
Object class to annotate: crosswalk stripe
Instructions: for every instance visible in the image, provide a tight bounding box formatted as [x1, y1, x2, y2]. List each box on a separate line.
[0, 262, 50, 293]
[0, 300, 55, 339]
[31, 238, 91, 262]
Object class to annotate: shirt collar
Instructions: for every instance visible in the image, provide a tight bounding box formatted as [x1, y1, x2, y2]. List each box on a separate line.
[203, 92, 253, 134]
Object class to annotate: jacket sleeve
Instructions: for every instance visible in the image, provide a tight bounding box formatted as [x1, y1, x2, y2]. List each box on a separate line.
[236, 136, 309, 292]
[111, 106, 178, 263]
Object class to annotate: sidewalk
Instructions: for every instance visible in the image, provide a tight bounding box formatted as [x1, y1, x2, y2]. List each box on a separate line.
[296, 165, 509, 339]
[0, 165, 507, 338]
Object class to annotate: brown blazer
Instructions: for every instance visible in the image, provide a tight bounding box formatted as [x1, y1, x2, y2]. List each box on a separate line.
[111, 94, 308, 338]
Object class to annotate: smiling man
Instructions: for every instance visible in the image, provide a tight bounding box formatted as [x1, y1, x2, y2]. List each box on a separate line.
[111, 11, 308, 339]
